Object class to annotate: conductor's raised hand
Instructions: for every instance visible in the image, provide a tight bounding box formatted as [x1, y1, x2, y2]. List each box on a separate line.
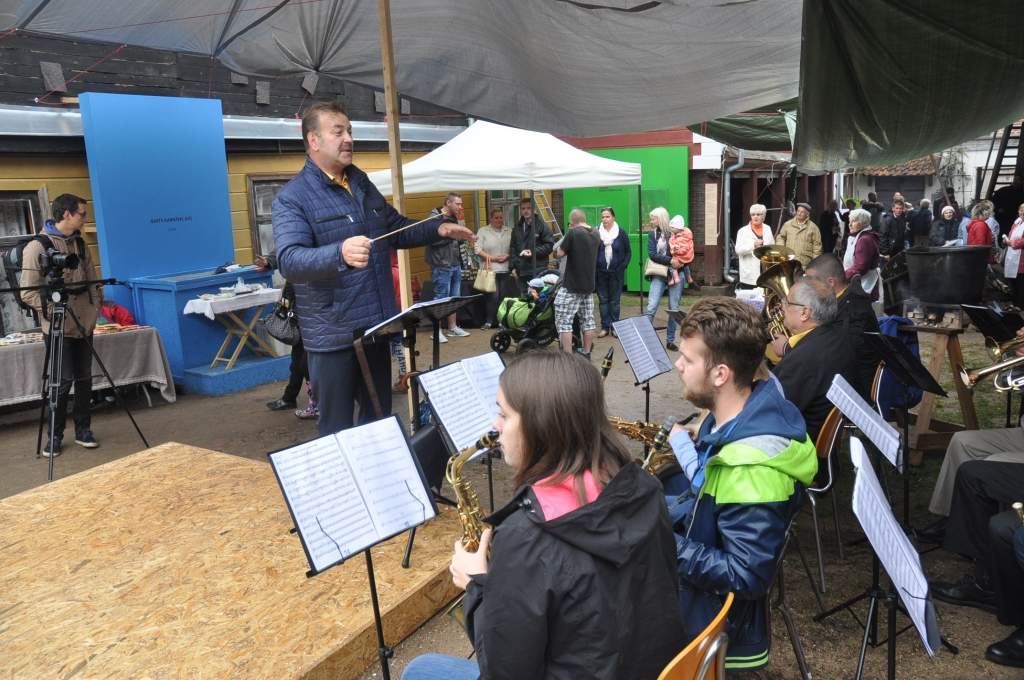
[341, 235, 372, 268]
[450, 527, 492, 590]
[438, 222, 477, 242]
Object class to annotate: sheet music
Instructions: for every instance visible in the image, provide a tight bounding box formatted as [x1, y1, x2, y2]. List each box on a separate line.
[418, 352, 504, 451]
[827, 373, 902, 470]
[850, 438, 939, 656]
[269, 436, 378, 573]
[269, 417, 436, 575]
[613, 315, 673, 384]
[340, 418, 436, 539]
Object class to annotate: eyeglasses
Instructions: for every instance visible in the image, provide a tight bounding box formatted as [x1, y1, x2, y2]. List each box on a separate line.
[783, 298, 807, 308]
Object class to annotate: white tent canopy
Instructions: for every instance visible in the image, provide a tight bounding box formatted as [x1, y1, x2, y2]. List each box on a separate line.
[366, 120, 641, 196]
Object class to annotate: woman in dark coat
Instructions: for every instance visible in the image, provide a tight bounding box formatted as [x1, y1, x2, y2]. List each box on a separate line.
[402, 351, 685, 680]
[594, 207, 632, 337]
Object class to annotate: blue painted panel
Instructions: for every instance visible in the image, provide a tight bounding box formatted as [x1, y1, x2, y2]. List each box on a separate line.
[80, 93, 233, 310]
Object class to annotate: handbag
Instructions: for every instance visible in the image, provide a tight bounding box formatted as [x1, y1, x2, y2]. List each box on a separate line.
[263, 293, 300, 345]
[644, 258, 669, 279]
[473, 261, 497, 293]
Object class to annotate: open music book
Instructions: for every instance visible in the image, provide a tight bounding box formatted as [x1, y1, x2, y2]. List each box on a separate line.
[268, 416, 436, 576]
[827, 373, 902, 471]
[417, 351, 505, 451]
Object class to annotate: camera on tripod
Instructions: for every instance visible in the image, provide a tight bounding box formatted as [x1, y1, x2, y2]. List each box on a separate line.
[39, 247, 79, 276]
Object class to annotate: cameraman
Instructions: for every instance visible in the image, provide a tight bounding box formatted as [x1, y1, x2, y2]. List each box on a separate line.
[20, 194, 103, 456]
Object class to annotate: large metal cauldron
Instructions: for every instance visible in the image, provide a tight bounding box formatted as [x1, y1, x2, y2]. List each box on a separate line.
[904, 246, 989, 304]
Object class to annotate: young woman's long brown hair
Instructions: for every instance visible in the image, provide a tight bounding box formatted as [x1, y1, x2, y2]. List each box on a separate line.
[499, 350, 631, 502]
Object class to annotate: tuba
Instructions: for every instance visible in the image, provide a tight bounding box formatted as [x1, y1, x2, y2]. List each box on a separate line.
[756, 258, 803, 339]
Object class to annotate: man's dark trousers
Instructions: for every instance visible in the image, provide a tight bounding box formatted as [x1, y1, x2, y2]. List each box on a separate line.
[307, 341, 391, 436]
[989, 509, 1024, 626]
[42, 334, 92, 440]
[282, 338, 308, 404]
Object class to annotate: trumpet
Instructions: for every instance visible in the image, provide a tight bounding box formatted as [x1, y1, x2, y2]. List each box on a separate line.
[985, 335, 1024, 360]
[958, 355, 1024, 392]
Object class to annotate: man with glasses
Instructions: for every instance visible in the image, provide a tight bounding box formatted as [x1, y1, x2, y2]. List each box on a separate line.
[770, 278, 855, 441]
[19, 193, 103, 456]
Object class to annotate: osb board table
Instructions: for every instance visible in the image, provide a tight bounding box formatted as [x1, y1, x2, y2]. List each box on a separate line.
[0, 443, 461, 679]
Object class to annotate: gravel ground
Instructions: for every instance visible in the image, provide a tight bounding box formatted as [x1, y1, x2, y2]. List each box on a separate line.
[1, 294, 1018, 679]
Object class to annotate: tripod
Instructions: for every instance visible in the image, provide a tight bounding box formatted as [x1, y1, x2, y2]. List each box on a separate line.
[3, 271, 149, 481]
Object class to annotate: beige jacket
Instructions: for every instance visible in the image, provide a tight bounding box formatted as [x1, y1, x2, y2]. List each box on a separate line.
[19, 230, 102, 337]
[776, 218, 822, 267]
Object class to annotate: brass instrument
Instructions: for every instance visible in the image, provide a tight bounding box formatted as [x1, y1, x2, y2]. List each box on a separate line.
[958, 355, 1024, 393]
[985, 335, 1024, 360]
[756, 259, 803, 340]
[1014, 502, 1024, 526]
[608, 413, 700, 477]
[446, 430, 500, 551]
[753, 244, 796, 264]
[445, 430, 500, 626]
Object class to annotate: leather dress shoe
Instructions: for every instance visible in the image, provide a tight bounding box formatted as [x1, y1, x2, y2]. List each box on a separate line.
[266, 398, 297, 411]
[986, 627, 1024, 668]
[931, 575, 997, 614]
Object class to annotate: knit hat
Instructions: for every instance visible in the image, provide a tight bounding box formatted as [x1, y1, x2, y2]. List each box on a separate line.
[669, 215, 686, 231]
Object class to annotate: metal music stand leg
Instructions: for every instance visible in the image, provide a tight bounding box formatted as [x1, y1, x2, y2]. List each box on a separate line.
[364, 549, 394, 680]
[401, 527, 416, 569]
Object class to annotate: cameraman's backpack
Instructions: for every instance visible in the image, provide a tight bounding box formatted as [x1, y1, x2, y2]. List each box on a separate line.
[2, 234, 51, 313]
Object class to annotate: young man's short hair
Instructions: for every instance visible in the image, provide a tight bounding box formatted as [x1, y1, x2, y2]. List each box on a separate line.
[679, 297, 769, 386]
[52, 194, 86, 222]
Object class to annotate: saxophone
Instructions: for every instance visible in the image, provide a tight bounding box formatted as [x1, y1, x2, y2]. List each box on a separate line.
[608, 415, 680, 477]
[445, 430, 500, 551]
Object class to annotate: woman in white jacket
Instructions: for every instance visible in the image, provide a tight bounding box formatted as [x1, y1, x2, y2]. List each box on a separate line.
[734, 203, 774, 289]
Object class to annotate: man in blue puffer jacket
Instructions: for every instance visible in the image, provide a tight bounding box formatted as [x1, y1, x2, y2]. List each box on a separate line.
[665, 297, 817, 673]
[273, 102, 475, 435]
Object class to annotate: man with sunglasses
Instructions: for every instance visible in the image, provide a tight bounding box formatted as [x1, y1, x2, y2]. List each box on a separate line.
[770, 278, 856, 441]
[19, 193, 103, 456]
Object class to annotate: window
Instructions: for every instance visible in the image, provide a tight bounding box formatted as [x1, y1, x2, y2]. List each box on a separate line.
[0, 189, 47, 335]
[487, 190, 525, 228]
[246, 174, 294, 258]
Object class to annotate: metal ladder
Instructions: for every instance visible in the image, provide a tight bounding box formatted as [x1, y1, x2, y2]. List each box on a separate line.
[532, 191, 562, 236]
[979, 119, 1023, 200]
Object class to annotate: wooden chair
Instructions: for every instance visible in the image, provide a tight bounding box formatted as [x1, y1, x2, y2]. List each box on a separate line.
[657, 592, 735, 680]
[805, 405, 845, 593]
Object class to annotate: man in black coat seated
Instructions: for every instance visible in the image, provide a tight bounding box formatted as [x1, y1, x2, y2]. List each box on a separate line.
[769, 278, 857, 441]
[804, 254, 880, 399]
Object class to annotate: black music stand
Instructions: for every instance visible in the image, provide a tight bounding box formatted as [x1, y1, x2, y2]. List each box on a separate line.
[863, 332, 945, 531]
[355, 295, 484, 430]
[612, 315, 674, 446]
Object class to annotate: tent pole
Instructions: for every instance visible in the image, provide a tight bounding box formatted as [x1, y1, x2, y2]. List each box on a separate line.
[377, 0, 415, 422]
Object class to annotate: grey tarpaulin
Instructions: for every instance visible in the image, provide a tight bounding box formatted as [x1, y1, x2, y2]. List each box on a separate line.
[0, 0, 803, 137]
[795, 0, 1024, 171]
[701, 98, 797, 152]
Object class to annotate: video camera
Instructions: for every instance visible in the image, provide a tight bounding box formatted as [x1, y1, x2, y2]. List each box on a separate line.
[39, 247, 79, 276]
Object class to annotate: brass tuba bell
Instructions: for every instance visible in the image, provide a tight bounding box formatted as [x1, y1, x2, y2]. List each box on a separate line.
[756, 259, 803, 339]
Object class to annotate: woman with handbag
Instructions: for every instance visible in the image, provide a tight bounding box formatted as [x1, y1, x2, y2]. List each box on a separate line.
[595, 207, 631, 338]
[734, 203, 774, 290]
[644, 207, 684, 350]
[475, 208, 514, 328]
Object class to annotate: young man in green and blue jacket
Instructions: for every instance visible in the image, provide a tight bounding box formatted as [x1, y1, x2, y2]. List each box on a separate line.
[664, 297, 818, 673]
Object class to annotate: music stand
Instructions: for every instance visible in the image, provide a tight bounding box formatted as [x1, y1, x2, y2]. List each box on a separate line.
[612, 315, 674, 441]
[863, 332, 945, 530]
[355, 295, 484, 429]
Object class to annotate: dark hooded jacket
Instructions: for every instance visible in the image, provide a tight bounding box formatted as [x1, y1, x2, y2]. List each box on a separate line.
[666, 380, 817, 673]
[463, 463, 685, 680]
[837, 276, 881, 399]
[929, 217, 960, 246]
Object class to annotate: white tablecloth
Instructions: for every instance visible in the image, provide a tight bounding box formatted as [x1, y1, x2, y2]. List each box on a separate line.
[182, 288, 282, 320]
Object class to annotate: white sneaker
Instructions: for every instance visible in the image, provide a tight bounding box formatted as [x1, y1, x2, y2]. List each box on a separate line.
[436, 331, 449, 344]
[447, 326, 471, 337]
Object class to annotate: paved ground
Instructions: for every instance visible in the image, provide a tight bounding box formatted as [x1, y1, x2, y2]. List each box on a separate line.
[0, 294, 1017, 679]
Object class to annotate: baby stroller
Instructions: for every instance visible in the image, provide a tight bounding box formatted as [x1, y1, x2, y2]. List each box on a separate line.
[489, 271, 580, 354]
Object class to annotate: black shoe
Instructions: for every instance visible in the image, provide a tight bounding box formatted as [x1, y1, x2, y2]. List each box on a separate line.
[931, 574, 997, 614]
[74, 430, 99, 449]
[914, 517, 947, 545]
[42, 439, 62, 458]
[266, 398, 297, 411]
[666, 341, 679, 351]
[986, 627, 1024, 668]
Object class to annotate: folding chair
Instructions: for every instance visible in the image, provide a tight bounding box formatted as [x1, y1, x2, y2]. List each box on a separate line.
[805, 405, 845, 593]
[658, 592, 734, 680]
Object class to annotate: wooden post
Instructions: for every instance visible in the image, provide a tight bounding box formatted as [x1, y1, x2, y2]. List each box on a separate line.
[377, 0, 415, 416]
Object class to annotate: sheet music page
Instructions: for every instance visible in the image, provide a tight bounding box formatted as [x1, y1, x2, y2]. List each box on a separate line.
[850, 438, 938, 656]
[418, 362, 494, 450]
[269, 435, 379, 573]
[461, 352, 505, 424]
[827, 373, 902, 470]
[614, 316, 670, 384]
[339, 418, 436, 539]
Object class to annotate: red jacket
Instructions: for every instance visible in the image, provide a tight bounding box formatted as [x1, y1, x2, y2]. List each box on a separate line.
[967, 219, 994, 262]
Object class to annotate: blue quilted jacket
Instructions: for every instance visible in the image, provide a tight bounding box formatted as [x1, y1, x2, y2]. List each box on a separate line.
[272, 159, 446, 352]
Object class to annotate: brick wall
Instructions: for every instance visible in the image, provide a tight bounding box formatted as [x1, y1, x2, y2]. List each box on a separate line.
[687, 170, 723, 284]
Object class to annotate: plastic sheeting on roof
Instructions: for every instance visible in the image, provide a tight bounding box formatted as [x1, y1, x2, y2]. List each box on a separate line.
[366, 120, 640, 196]
[0, 0, 802, 138]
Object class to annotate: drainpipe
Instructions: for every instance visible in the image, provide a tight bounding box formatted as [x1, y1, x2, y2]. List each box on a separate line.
[722, 149, 746, 284]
